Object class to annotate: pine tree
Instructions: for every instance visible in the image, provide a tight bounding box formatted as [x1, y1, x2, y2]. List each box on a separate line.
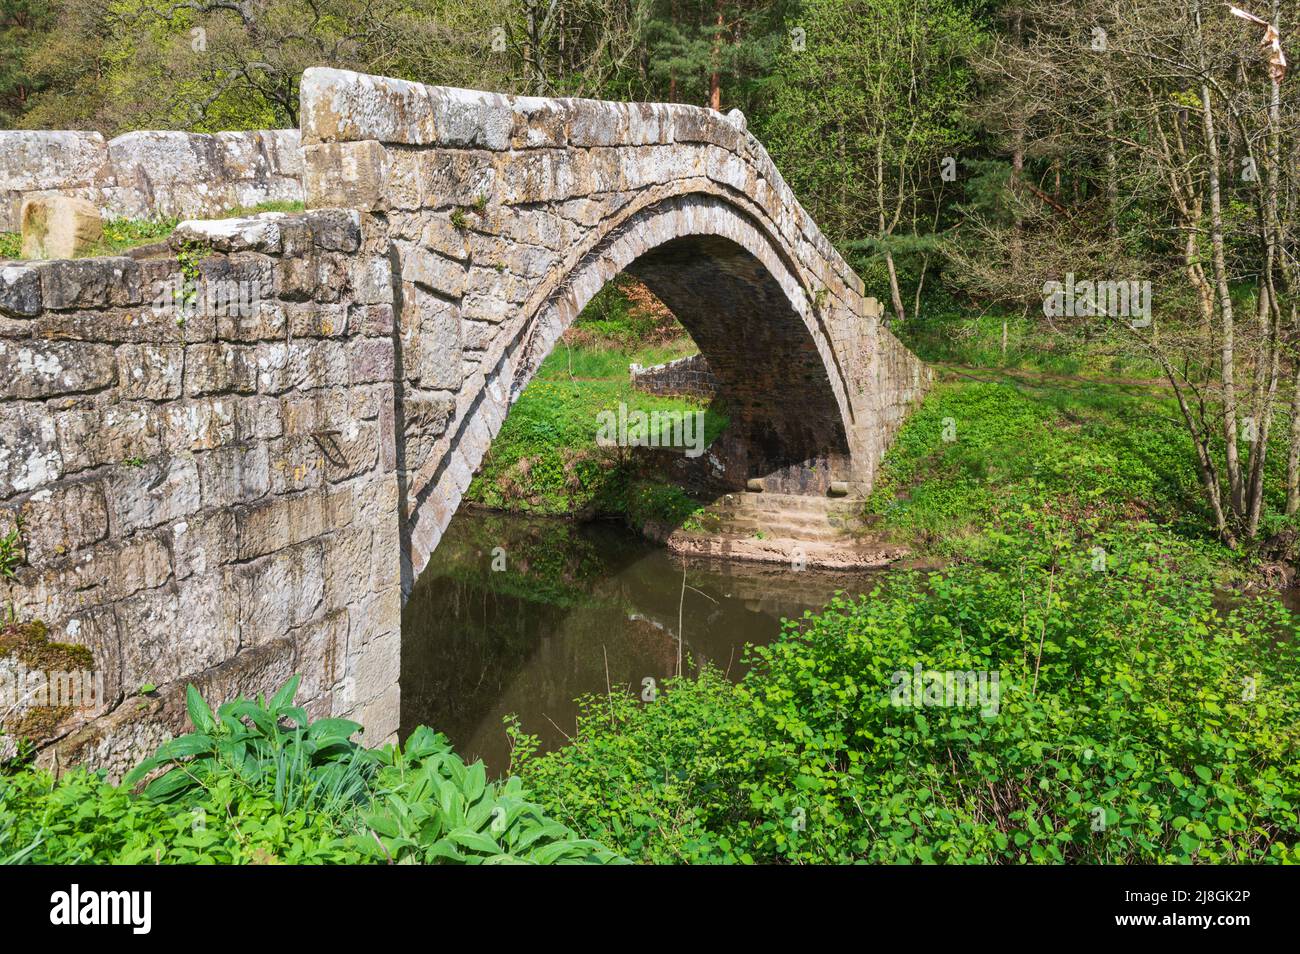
[643, 0, 792, 110]
[0, 0, 56, 127]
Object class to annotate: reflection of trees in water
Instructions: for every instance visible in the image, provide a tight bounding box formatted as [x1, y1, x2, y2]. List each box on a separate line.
[420, 509, 649, 611]
[401, 510, 882, 774]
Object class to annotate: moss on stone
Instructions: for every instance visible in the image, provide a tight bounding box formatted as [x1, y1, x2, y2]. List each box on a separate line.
[0, 620, 94, 671]
[6, 704, 73, 743]
[0, 619, 96, 745]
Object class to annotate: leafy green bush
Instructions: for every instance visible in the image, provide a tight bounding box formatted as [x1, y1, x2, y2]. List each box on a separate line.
[0, 678, 624, 865]
[515, 524, 1300, 864]
[866, 379, 1234, 561]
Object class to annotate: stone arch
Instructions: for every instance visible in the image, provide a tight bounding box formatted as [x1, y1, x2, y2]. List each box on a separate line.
[295, 67, 931, 592]
[400, 186, 857, 587]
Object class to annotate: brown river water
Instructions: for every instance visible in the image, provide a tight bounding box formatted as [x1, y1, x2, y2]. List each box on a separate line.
[400, 508, 879, 776]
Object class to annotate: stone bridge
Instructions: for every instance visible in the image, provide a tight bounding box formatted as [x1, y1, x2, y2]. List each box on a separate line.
[0, 68, 928, 774]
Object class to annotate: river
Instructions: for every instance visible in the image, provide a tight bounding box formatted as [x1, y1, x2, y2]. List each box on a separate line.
[400, 508, 878, 776]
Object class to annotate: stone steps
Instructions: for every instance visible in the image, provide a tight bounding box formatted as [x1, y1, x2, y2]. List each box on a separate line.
[647, 491, 903, 570]
[709, 491, 862, 515]
[658, 528, 906, 570]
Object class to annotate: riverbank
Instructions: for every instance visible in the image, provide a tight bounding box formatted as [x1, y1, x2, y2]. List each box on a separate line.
[462, 277, 730, 535]
[401, 508, 880, 774]
[481, 318, 1300, 864]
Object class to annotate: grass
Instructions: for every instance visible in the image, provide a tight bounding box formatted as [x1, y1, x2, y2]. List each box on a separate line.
[223, 199, 305, 217]
[465, 349, 727, 521]
[896, 309, 1164, 379]
[465, 279, 726, 526]
[864, 369, 1259, 573]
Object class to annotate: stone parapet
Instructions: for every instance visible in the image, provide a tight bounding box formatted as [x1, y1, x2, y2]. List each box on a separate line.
[0, 129, 303, 232]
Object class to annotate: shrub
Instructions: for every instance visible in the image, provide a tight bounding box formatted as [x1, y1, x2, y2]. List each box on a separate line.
[0, 678, 624, 865]
[515, 525, 1300, 864]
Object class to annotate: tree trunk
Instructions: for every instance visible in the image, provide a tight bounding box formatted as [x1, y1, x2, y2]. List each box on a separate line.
[709, 0, 724, 111]
[1194, 1, 1244, 529]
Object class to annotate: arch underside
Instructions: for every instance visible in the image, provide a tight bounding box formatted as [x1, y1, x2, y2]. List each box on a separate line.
[401, 187, 859, 588]
[626, 235, 851, 489]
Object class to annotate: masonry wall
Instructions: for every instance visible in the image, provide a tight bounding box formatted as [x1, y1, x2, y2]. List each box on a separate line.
[0, 68, 930, 775]
[0, 209, 401, 777]
[0, 129, 303, 231]
[630, 353, 717, 399]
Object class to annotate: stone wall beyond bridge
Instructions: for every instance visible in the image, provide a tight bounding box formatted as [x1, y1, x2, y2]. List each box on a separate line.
[0, 68, 929, 775]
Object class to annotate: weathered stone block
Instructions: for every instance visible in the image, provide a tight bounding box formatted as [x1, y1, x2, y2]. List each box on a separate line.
[300, 67, 436, 146]
[234, 396, 284, 442]
[183, 343, 256, 397]
[20, 195, 103, 260]
[255, 340, 350, 394]
[274, 250, 349, 302]
[162, 398, 237, 452]
[302, 141, 387, 210]
[266, 436, 329, 495]
[309, 209, 362, 252]
[172, 215, 284, 254]
[38, 258, 141, 310]
[229, 541, 325, 645]
[402, 283, 461, 390]
[350, 303, 394, 336]
[287, 302, 347, 338]
[293, 608, 348, 701]
[350, 255, 393, 305]
[353, 628, 400, 703]
[55, 402, 160, 475]
[320, 525, 372, 610]
[116, 579, 238, 695]
[16, 480, 110, 563]
[169, 509, 236, 580]
[395, 241, 466, 298]
[234, 491, 334, 561]
[418, 150, 497, 207]
[349, 337, 395, 384]
[0, 264, 41, 317]
[0, 132, 110, 229]
[196, 442, 270, 507]
[117, 343, 184, 400]
[1, 401, 61, 498]
[217, 300, 286, 341]
[109, 453, 201, 533]
[0, 340, 117, 399]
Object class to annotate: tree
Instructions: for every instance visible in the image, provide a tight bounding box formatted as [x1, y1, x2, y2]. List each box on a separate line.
[491, 0, 650, 98]
[0, 0, 57, 127]
[960, 0, 1300, 546]
[760, 0, 982, 322]
[642, 0, 791, 110]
